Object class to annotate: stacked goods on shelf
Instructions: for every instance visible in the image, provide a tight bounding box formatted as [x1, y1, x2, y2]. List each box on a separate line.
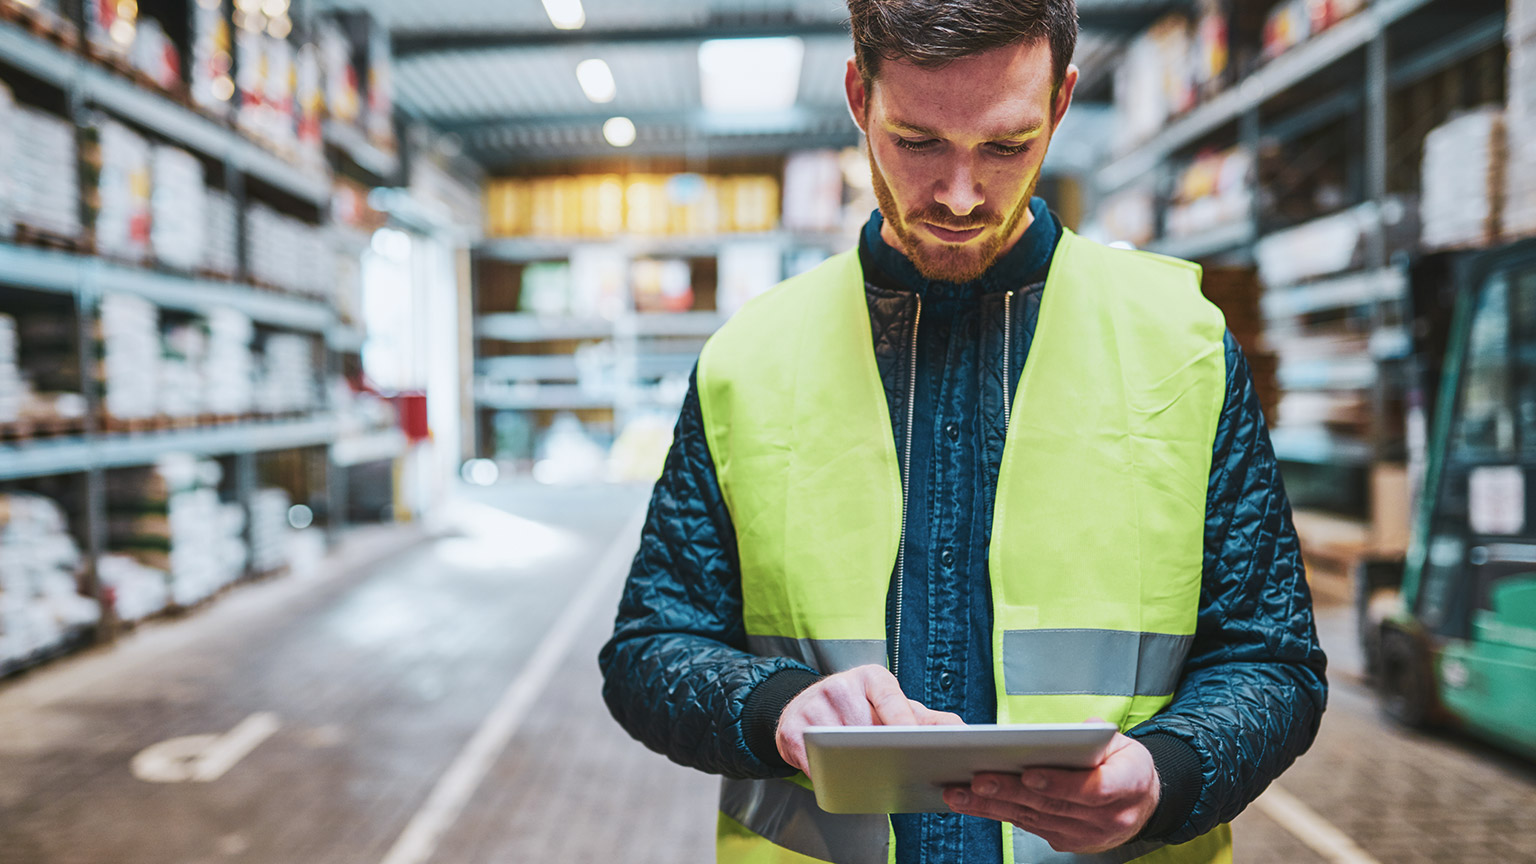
[295, 43, 324, 168]
[1165, 147, 1253, 240]
[781, 150, 845, 234]
[99, 292, 159, 421]
[1261, 0, 1368, 62]
[1506, 0, 1536, 240]
[203, 189, 240, 277]
[255, 332, 316, 414]
[128, 15, 182, 93]
[1113, 12, 1196, 151]
[364, 20, 395, 153]
[1420, 108, 1504, 251]
[248, 486, 293, 574]
[236, 16, 298, 154]
[189, 0, 234, 118]
[159, 320, 206, 419]
[107, 455, 246, 608]
[0, 314, 20, 423]
[484, 173, 782, 239]
[204, 308, 254, 415]
[84, 0, 136, 66]
[10, 106, 82, 242]
[319, 19, 362, 129]
[0, 494, 97, 670]
[1201, 268, 1279, 423]
[248, 203, 330, 297]
[1095, 186, 1157, 247]
[87, 118, 153, 264]
[96, 553, 168, 623]
[12, 309, 86, 427]
[0, 81, 14, 240]
[150, 144, 207, 271]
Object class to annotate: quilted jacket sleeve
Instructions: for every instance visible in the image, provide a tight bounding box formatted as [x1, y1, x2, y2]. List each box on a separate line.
[598, 369, 819, 779]
[1128, 332, 1329, 842]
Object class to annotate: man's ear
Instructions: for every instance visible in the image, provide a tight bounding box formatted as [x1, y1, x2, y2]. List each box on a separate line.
[1052, 63, 1079, 128]
[844, 58, 869, 134]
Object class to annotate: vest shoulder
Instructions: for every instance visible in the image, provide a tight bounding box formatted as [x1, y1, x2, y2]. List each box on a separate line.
[1065, 232, 1204, 282]
[705, 249, 860, 354]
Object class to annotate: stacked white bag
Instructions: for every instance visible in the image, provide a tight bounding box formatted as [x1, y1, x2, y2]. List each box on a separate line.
[99, 293, 160, 420]
[0, 494, 98, 668]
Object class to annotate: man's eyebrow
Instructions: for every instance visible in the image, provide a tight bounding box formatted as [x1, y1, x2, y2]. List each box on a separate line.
[887, 118, 1046, 140]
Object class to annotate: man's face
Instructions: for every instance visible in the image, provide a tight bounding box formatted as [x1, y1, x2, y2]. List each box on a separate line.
[846, 41, 1077, 282]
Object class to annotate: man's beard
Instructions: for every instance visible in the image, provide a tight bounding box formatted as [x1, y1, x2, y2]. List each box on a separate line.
[869, 149, 1038, 284]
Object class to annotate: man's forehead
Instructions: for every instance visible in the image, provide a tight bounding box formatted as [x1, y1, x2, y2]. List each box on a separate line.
[868, 41, 1055, 137]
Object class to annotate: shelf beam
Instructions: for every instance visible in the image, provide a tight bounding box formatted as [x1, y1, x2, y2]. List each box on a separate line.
[0, 416, 338, 481]
[0, 243, 335, 333]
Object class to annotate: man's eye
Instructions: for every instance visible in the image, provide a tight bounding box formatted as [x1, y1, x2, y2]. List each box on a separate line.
[894, 137, 938, 152]
[989, 142, 1030, 156]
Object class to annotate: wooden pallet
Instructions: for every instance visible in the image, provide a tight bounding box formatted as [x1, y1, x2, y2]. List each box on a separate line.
[13, 223, 87, 254]
[0, 414, 86, 442]
[102, 413, 168, 435]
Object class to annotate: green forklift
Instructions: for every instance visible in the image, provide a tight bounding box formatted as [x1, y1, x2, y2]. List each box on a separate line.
[1359, 238, 1536, 758]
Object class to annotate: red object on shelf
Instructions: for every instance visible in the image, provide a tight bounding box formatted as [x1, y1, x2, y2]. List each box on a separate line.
[392, 392, 429, 442]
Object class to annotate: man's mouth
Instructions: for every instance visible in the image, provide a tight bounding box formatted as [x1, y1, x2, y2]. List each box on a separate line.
[923, 223, 986, 243]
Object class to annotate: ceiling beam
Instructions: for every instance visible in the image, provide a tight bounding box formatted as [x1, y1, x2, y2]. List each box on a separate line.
[394, 20, 848, 58]
[393, 6, 1172, 59]
[435, 106, 856, 141]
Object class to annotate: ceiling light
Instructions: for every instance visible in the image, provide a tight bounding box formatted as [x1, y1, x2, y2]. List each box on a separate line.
[698, 37, 804, 113]
[603, 116, 636, 148]
[576, 59, 616, 103]
[541, 0, 585, 30]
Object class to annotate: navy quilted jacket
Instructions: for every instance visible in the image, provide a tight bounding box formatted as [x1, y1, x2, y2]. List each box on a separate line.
[599, 203, 1328, 855]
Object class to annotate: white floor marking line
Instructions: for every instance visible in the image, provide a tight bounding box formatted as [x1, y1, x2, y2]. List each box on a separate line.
[378, 505, 648, 864]
[1254, 784, 1382, 864]
[193, 712, 282, 781]
[131, 712, 281, 783]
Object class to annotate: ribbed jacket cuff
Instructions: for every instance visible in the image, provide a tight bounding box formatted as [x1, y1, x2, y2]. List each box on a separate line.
[1134, 733, 1204, 841]
[741, 669, 823, 771]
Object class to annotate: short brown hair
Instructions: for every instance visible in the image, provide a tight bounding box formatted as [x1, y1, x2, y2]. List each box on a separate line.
[847, 0, 1078, 91]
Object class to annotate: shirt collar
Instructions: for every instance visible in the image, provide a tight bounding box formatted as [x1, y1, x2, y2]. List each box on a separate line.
[859, 197, 1060, 302]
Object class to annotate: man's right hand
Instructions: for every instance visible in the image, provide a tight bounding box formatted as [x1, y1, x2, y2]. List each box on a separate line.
[775, 664, 964, 776]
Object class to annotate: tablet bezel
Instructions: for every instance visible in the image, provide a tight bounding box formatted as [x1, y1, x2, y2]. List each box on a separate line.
[803, 722, 1120, 814]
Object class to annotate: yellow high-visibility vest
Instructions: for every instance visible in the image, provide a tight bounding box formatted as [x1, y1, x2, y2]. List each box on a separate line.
[697, 229, 1232, 864]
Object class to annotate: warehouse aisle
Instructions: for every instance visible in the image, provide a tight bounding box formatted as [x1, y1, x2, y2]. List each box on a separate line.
[0, 482, 719, 864]
[4, 481, 1536, 864]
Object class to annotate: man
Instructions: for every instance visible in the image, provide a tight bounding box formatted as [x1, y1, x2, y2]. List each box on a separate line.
[600, 1, 1327, 861]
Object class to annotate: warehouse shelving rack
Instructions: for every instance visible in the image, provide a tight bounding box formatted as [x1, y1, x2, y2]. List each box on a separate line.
[1097, 0, 1510, 575]
[0, 11, 409, 673]
[471, 230, 845, 457]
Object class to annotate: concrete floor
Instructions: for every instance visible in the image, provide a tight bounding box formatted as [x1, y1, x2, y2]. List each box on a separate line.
[0, 482, 1532, 864]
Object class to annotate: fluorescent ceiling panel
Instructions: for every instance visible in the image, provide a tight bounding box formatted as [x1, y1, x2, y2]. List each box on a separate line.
[698, 37, 804, 112]
[576, 58, 617, 103]
[541, 0, 585, 30]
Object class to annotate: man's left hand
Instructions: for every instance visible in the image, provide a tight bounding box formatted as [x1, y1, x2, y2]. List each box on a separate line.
[941, 733, 1160, 854]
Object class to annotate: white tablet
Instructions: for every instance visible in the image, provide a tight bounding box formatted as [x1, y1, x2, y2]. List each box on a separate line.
[803, 722, 1119, 814]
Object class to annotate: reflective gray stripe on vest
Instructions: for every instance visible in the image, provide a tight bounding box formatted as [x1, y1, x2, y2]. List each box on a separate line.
[1013, 827, 1164, 863]
[1003, 629, 1194, 697]
[720, 777, 889, 864]
[747, 635, 886, 675]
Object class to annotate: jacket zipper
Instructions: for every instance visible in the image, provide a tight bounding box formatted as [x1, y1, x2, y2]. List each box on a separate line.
[1003, 290, 1014, 435]
[893, 294, 920, 684]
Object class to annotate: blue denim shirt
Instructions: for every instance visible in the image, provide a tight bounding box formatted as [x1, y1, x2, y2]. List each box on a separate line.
[862, 199, 1059, 864]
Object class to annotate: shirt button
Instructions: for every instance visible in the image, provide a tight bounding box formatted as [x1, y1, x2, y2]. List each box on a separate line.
[940, 549, 955, 568]
[939, 671, 955, 690]
[944, 421, 960, 441]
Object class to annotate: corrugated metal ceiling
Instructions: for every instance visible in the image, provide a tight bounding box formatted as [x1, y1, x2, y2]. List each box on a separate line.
[311, 0, 1173, 166]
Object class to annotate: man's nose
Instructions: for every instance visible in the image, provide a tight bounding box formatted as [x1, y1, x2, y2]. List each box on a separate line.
[933, 157, 983, 218]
